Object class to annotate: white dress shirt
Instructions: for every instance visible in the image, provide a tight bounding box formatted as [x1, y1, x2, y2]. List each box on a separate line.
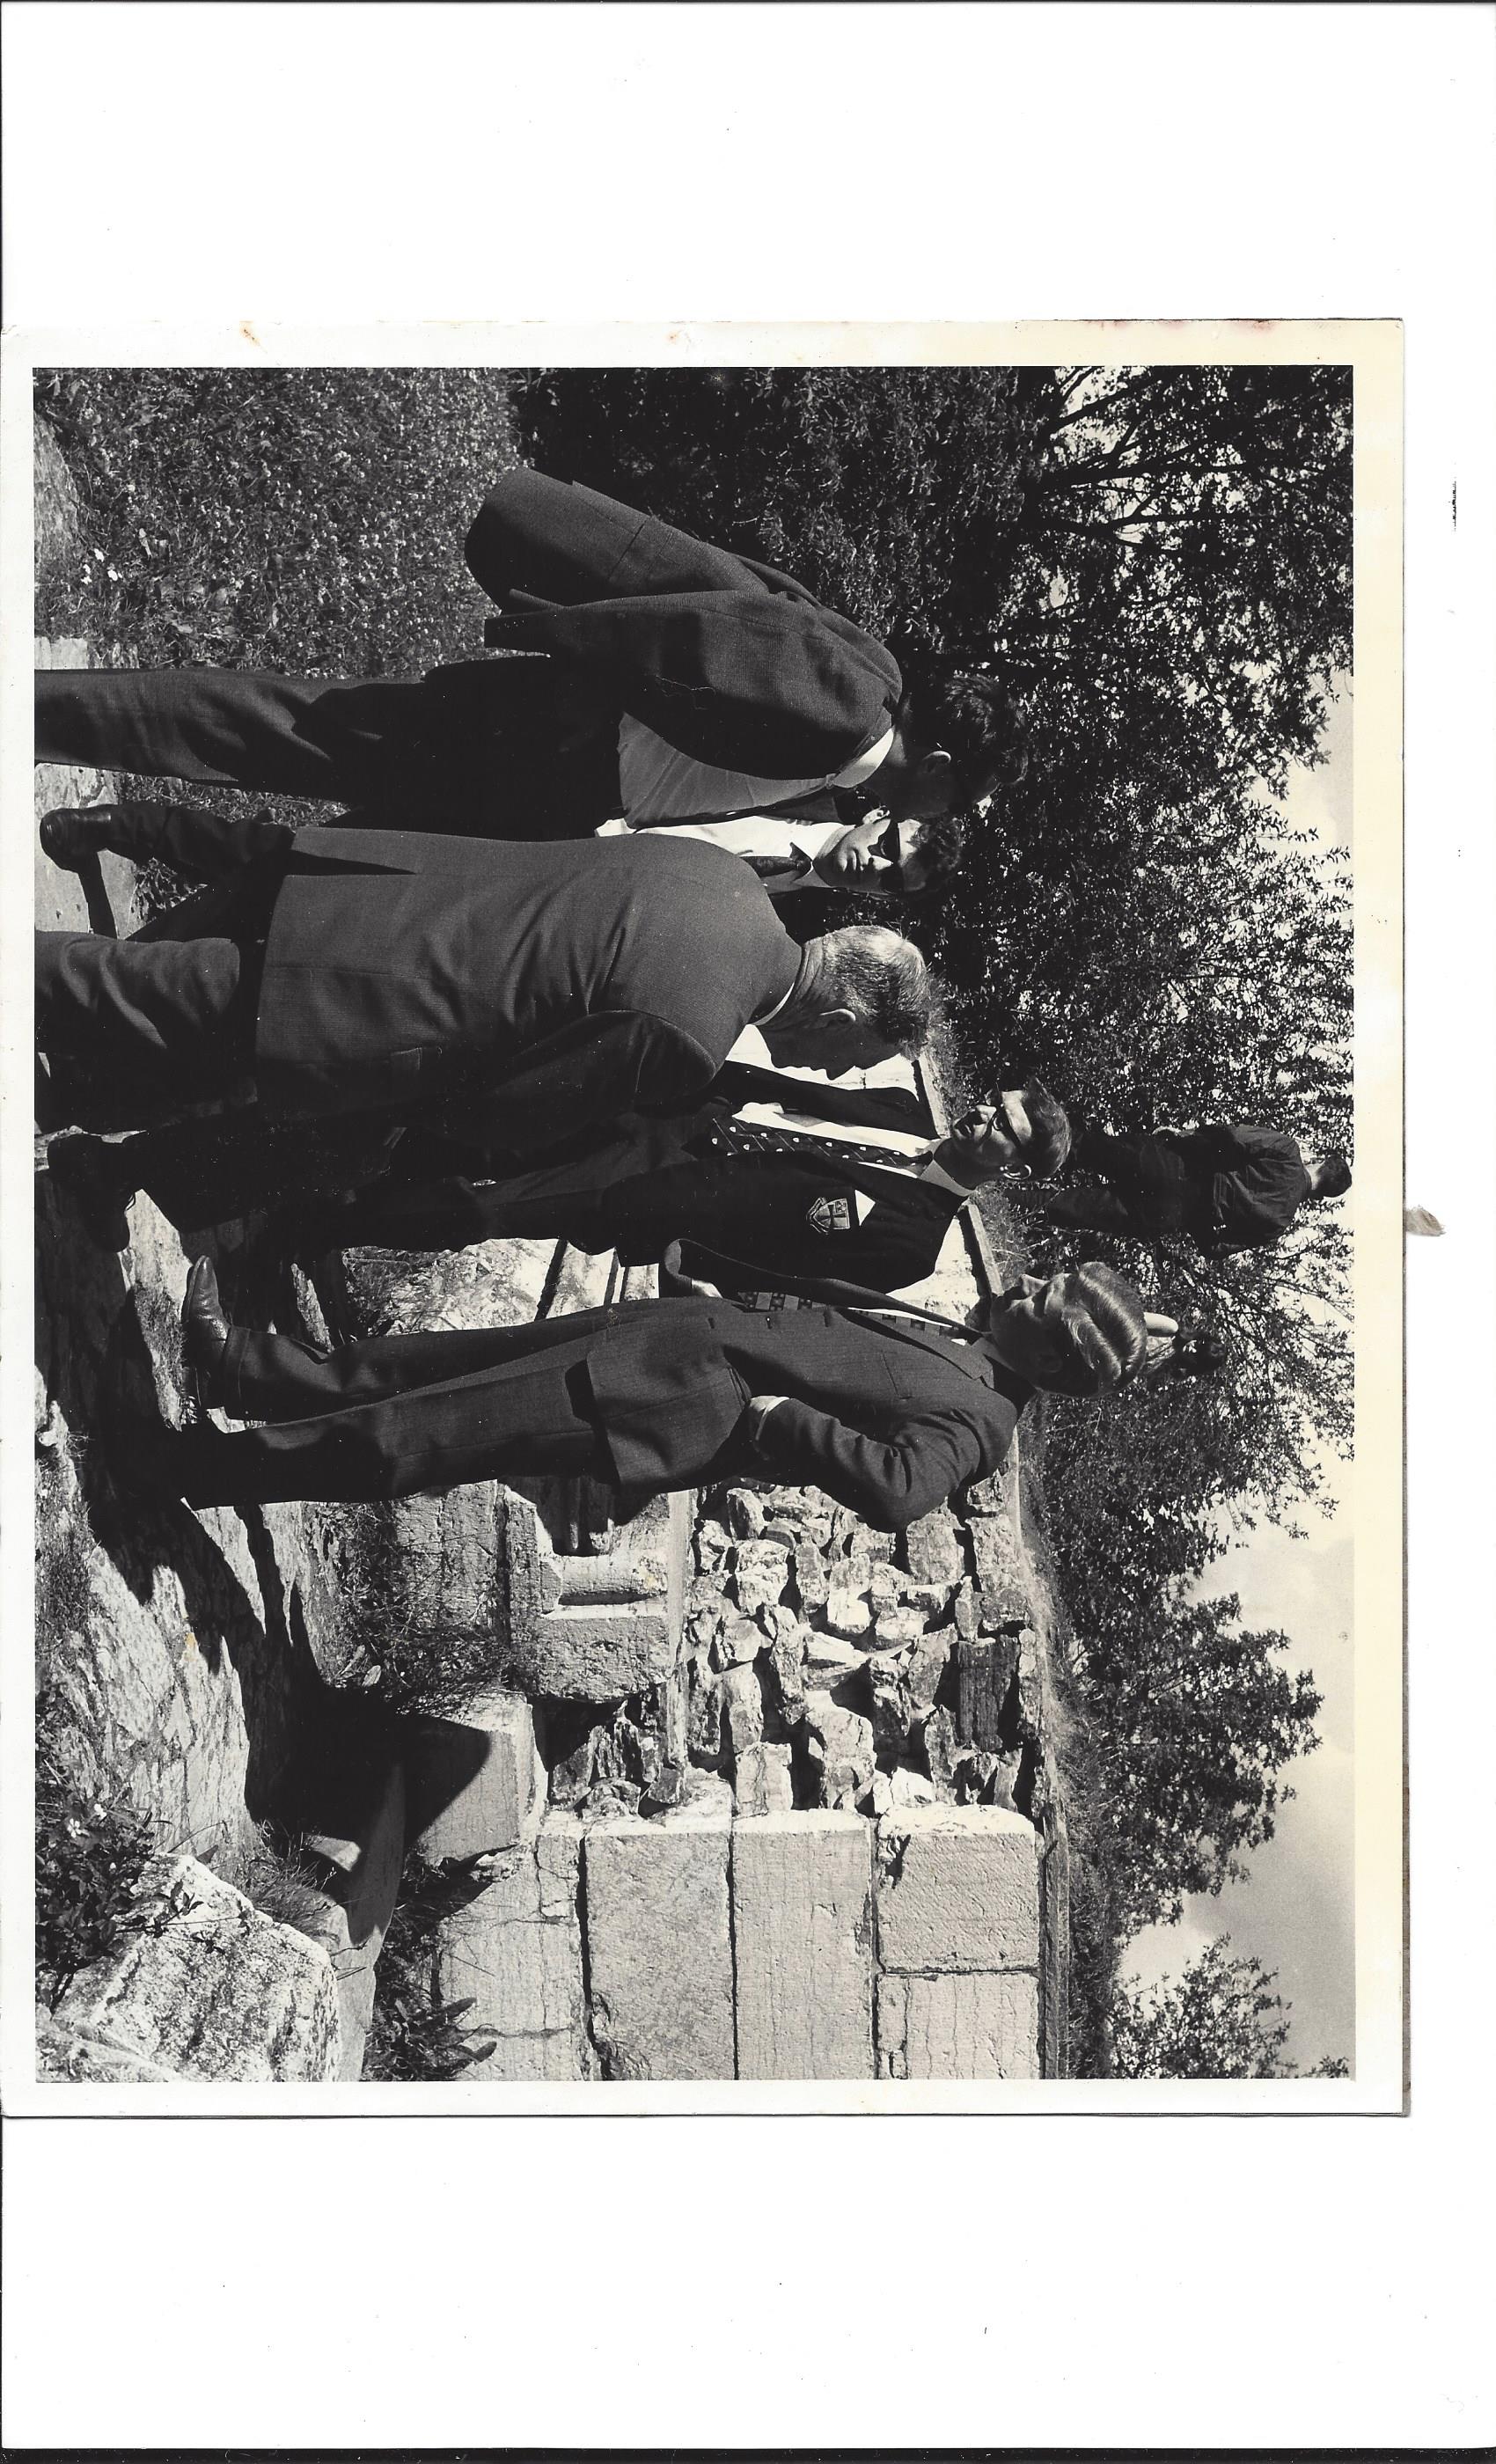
[594, 810, 843, 894]
[615, 716, 894, 824]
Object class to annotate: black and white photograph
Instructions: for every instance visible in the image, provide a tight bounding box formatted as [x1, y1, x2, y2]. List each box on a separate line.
[4, 4, 1492, 2454]
[19, 336, 1398, 2099]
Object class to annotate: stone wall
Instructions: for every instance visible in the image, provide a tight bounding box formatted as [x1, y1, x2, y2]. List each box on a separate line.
[407, 1774, 1040, 2083]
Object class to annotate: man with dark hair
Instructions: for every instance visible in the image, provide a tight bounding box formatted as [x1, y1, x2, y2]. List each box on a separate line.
[1039, 1120, 1352, 1256]
[36, 821, 931, 1153]
[113, 1255, 1159, 1526]
[36, 468, 1023, 836]
[253, 1074, 1071, 1295]
[41, 798, 966, 909]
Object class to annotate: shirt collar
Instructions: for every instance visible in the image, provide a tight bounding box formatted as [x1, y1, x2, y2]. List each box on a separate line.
[750, 950, 807, 1030]
[835, 727, 895, 789]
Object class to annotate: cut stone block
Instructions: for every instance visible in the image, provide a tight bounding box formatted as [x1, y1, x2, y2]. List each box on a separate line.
[502, 1491, 692, 1700]
[54, 1857, 340, 2083]
[404, 1689, 544, 1862]
[731, 1813, 875, 2079]
[536, 1810, 583, 1919]
[583, 1811, 734, 2079]
[500, 1487, 565, 1633]
[877, 1968, 1039, 2080]
[876, 1807, 1040, 1975]
[435, 1879, 588, 2070]
[386, 1480, 508, 1661]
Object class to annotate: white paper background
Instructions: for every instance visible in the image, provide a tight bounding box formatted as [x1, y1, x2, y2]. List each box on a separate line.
[3, 1, 1492, 2448]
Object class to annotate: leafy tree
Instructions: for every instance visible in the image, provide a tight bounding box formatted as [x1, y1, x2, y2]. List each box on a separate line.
[1082, 1588, 1324, 1932]
[1113, 1932, 1351, 2079]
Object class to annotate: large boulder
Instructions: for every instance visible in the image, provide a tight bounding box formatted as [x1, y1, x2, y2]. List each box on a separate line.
[51, 1856, 341, 2081]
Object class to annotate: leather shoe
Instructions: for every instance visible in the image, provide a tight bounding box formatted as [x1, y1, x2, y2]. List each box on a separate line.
[180, 1256, 233, 1407]
[39, 805, 121, 872]
[45, 1132, 133, 1250]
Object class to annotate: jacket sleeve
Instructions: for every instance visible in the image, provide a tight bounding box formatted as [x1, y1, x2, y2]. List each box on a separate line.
[425, 1012, 722, 1157]
[749, 1396, 997, 1532]
[465, 466, 819, 610]
[480, 594, 900, 778]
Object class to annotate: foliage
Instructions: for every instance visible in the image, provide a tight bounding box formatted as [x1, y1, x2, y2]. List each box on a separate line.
[1113, 1932, 1351, 2079]
[1083, 1588, 1323, 1931]
[363, 1857, 498, 2082]
[232, 1825, 339, 1939]
[515, 363, 1041, 650]
[322, 1495, 509, 1720]
[35, 365, 517, 678]
[35, 1739, 154, 2010]
[35, 1467, 157, 2008]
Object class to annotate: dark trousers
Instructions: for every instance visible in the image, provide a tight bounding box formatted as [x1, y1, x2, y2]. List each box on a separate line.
[1043, 1131, 1211, 1242]
[37, 921, 260, 1114]
[36, 661, 626, 836]
[294, 1114, 699, 1255]
[172, 1309, 629, 1506]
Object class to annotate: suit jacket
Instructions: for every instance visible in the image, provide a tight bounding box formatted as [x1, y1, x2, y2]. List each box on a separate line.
[1159, 1126, 1313, 1252]
[466, 468, 903, 781]
[583, 1298, 1026, 1528]
[321, 1104, 968, 1294]
[251, 825, 799, 1147]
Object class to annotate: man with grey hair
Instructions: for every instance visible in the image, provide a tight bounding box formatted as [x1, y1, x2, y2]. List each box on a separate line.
[37, 816, 931, 1157]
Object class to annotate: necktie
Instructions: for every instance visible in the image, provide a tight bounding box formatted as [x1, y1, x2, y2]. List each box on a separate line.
[700, 1113, 929, 1173]
[742, 1290, 964, 1338]
[742, 852, 815, 884]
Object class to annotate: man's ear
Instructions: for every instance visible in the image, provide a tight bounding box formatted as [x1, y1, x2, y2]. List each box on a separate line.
[920, 747, 954, 781]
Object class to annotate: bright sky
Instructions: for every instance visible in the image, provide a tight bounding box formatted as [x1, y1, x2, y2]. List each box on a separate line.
[1123, 681, 1356, 2073]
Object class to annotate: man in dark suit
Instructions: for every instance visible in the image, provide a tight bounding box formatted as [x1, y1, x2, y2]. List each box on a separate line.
[120, 1257, 1155, 1528]
[253, 1074, 1073, 1300]
[40, 793, 966, 909]
[36, 821, 931, 1151]
[1040, 1122, 1352, 1255]
[36, 467, 1025, 834]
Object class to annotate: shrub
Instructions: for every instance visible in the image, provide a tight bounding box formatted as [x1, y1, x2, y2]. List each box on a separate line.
[363, 1856, 498, 2082]
[34, 1751, 154, 2010]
